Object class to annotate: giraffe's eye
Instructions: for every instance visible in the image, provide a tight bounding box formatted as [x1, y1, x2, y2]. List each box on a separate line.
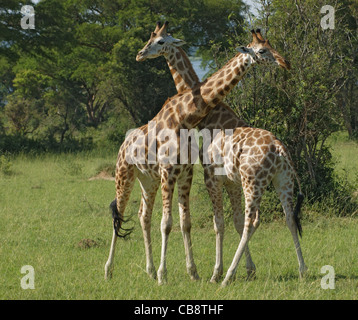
[158, 41, 165, 45]
[258, 49, 266, 54]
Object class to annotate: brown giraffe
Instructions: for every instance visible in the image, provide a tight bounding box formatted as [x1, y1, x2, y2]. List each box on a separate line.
[105, 26, 290, 285]
[136, 21, 256, 283]
[137, 22, 307, 285]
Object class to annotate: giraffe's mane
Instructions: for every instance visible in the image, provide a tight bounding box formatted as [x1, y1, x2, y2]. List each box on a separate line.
[177, 47, 200, 84]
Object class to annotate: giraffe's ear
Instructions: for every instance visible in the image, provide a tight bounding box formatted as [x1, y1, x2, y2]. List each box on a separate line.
[172, 38, 186, 47]
[236, 46, 249, 53]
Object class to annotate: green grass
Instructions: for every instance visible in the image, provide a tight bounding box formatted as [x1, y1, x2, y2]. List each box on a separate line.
[329, 131, 358, 186]
[0, 148, 357, 300]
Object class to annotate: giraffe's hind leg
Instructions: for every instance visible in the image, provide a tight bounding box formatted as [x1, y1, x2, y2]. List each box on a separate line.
[272, 168, 307, 278]
[105, 163, 136, 280]
[221, 177, 262, 287]
[138, 175, 160, 280]
[225, 181, 256, 279]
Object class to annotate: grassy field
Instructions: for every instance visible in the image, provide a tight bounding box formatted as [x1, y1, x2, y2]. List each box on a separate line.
[328, 131, 358, 187]
[0, 134, 357, 300]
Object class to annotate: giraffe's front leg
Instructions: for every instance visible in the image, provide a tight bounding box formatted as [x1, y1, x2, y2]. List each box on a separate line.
[177, 166, 200, 281]
[157, 169, 176, 285]
[157, 211, 172, 285]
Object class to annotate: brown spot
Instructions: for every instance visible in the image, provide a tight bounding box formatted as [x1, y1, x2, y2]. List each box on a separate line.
[177, 61, 184, 71]
[77, 239, 98, 249]
[203, 88, 211, 96]
[231, 78, 239, 86]
[268, 152, 275, 163]
[251, 146, 260, 154]
[186, 114, 201, 124]
[212, 98, 220, 105]
[193, 88, 201, 96]
[260, 145, 269, 154]
[257, 170, 266, 180]
[246, 137, 255, 147]
[262, 157, 271, 169]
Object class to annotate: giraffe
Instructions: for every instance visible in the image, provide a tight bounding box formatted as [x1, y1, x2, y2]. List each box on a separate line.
[105, 26, 291, 285]
[136, 22, 307, 285]
[136, 21, 256, 283]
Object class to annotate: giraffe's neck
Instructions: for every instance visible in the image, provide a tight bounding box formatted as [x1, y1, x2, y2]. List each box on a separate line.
[164, 46, 249, 131]
[199, 52, 255, 111]
[165, 47, 200, 93]
[152, 50, 254, 131]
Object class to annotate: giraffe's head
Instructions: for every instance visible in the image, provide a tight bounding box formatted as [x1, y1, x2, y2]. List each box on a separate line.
[238, 29, 291, 70]
[136, 21, 186, 62]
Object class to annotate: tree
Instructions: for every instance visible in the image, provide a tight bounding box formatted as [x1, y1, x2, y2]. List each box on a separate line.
[1, 0, 247, 149]
[211, 0, 357, 199]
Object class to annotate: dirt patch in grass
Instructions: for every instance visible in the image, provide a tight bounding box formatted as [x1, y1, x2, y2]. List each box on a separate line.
[89, 163, 115, 181]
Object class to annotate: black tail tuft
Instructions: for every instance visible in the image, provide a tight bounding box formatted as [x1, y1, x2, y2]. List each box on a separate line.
[110, 199, 133, 239]
[293, 193, 304, 238]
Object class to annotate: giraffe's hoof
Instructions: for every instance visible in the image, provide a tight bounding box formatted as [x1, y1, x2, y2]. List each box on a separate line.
[147, 267, 157, 280]
[158, 278, 167, 286]
[220, 279, 229, 287]
[190, 272, 200, 281]
[104, 263, 113, 280]
[157, 269, 167, 285]
[221, 275, 235, 287]
[210, 274, 222, 284]
[299, 265, 308, 279]
[246, 269, 256, 281]
[210, 268, 223, 283]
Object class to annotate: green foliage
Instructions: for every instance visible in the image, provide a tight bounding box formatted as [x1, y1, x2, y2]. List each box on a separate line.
[207, 0, 357, 213]
[1, 0, 247, 150]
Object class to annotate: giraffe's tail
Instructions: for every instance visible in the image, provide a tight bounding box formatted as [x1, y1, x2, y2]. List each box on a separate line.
[110, 199, 133, 238]
[293, 193, 304, 238]
[289, 157, 304, 238]
[276, 140, 304, 238]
